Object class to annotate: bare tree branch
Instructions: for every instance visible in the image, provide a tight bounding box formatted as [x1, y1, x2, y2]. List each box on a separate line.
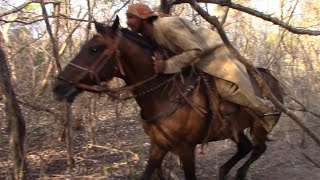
[188, 0, 320, 147]
[85, 0, 94, 41]
[287, 96, 320, 118]
[40, 0, 61, 72]
[160, 0, 173, 14]
[11, 31, 46, 58]
[0, 15, 89, 25]
[17, 97, 62, 118]
[220, 6, 229, 25]
[0, 0, 61, 17]
[109, 0, 130, 24]
[173, 0, 320, 35]
[0, 31, 26, 180]
[266, 0, 298, 68]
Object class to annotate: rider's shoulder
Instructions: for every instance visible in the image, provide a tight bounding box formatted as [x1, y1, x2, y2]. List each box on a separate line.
[155, 16, 185, 26]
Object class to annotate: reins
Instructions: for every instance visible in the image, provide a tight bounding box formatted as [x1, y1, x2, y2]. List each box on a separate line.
[57, 28, 212, 122]
[58, 31, 168, 101]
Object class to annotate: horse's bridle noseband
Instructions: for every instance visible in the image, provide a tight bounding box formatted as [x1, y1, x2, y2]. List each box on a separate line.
[57, 32, 124, 94]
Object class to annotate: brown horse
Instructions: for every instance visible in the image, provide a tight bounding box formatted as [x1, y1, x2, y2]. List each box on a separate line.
[53, 17, 284, 180]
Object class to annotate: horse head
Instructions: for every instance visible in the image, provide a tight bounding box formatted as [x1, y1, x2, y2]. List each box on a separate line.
[53, 16, 156, 102]
[53, 16, 125, 102]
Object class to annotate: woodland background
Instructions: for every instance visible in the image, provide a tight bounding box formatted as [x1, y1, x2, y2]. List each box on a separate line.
[0, 0, 320, 179]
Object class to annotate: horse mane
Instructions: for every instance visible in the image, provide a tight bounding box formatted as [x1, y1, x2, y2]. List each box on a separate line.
[120, 28, 160, 52]
[120, 28, 175, 58]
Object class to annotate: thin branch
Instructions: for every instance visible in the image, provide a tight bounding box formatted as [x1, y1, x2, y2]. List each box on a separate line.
[220, 7, 229, 25]
[109, 0, 130, 24]
[58, 15, 86, 56]
[11, 31, 46, 58]
[188, 0, 320, 147]
[173, 0, 320, 36]
[287, 96, 320, 118]
[0, 0, 61, 17]
[85, 0, 93, 41]
[266, 0, 298, 68]
[160, 0, 173, 14]
[0, 18, 44, 25]
[0, 15, 89, 25]
[40, 0, 61, 72]
[17, 97, 62, 118]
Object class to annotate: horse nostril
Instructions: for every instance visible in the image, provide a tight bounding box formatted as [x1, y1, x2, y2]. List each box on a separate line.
[52, 83, 65, 95]
[52, 84, 60, 93]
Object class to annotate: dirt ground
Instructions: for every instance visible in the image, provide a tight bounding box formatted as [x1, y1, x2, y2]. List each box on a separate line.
[1, 99, 320, 180]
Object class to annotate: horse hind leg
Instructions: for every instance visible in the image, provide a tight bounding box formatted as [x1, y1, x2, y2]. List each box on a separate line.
[235, 127, 268, 180]
[219, 132, 253, 180]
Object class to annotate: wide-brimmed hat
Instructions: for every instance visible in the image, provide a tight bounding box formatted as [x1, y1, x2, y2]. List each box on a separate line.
[127, 3, 158, 19]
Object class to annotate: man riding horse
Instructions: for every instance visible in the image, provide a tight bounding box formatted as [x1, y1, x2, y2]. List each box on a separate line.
[126, 3, 279, 132]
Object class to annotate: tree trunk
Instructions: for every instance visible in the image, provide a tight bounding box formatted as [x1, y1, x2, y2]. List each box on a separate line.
[40, 0, 75, 167]
[1, 15, 18, 85]
[38, 1, 61, 95]
[37, 60, 54, 96]
[160, 0, 172, 14]
[0, 32, 26, 180]
[65, 102, 75, 168]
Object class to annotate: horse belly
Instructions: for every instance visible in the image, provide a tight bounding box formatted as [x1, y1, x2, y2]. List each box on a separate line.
[140, 106, 209, 149]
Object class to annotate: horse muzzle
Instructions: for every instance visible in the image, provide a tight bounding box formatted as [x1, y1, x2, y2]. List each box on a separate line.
[52, 80, 82, 102]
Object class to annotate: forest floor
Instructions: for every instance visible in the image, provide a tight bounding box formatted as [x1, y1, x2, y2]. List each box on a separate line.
[1, 99, 320, 180]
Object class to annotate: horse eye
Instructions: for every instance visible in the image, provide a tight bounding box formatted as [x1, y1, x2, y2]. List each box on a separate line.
[90, 48, 98, 54]
[89, 45, 106, 55]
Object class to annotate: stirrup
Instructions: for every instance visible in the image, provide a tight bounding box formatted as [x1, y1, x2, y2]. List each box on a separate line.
[263, 111, 281, 116]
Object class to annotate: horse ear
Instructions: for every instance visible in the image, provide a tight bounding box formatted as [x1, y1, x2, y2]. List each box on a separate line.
[111, 15, 120, 31]
[94, 20, 107, 35]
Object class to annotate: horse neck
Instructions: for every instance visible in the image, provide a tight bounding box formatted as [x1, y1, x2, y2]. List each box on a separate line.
[118, 38, 154, 84]
[118, 38, 163, 108]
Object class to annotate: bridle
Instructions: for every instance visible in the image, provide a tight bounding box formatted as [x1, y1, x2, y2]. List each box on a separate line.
[57, 31, 160, 100]
[57, 38, 119, 94]
[57, 28, 207, 122]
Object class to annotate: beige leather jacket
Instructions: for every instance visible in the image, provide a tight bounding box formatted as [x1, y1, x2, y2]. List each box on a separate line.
[152, 16, 253, 92]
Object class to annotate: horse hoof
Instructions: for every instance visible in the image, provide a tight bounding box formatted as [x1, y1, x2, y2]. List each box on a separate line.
[218, 175, 227, 180]
[218, 169, 228, 180]
[235, 171, 247, 180]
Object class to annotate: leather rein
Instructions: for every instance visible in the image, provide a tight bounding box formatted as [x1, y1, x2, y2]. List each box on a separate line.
[57, 31, 208, 122]
[57, 31, 166, 100]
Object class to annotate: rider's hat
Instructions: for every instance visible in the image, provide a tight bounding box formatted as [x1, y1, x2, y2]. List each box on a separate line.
[127, 3, 158, 19]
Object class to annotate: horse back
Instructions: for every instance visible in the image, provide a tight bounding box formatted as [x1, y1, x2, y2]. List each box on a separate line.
[249, 68, 284, 103]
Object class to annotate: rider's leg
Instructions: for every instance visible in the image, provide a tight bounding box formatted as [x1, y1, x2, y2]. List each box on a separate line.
[214, 78, 279, 133]
[214, 78, 274, 115]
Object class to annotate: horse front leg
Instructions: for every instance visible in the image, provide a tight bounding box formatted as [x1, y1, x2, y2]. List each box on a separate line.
[219, 133, 253, 180]
[141, 143, 168, 180]
[177, 145, 197, 180]
[235, 127, 268, 180]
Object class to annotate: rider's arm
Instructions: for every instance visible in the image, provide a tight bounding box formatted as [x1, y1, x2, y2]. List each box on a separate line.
[161, 18, 204, 74]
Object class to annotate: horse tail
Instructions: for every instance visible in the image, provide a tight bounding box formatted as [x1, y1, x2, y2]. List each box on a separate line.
[256, 67, 286, 102]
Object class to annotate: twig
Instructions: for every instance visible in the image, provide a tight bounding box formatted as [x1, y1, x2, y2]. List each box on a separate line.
[40, 0, 61, 72]
[266, 0, 298, 68]
[301, 152, 320, 168]
[173, 0, 320, 35]
[109, 0, 130, 24]
[284, 139, 320, 168]
[16, 97, 62, 118]
[0, 15, 89, 25]
[286, 96, 320, 118]
[0, 0, 61, 17]
[10, 31, 46, 58]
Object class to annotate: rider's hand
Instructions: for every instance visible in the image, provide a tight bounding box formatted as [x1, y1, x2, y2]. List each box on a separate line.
[152, 56, 166, 73]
